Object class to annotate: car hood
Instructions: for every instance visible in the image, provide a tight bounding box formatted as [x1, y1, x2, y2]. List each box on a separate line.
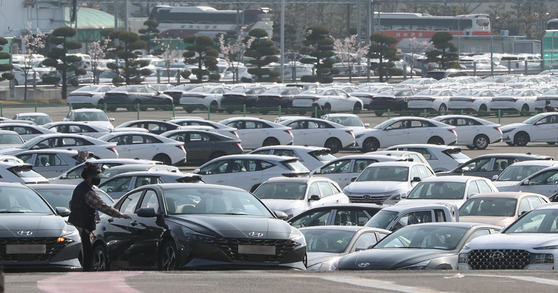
[344, 181, 408, 194]
[500, 123, 525, 131]
[459, 216, 515, 227]
[307, 252, 343, 268]
[170, 214, 293, 238]
[397, 199, 464, 208]
[466, 233, 558, 249]
[0, 214, 66, 237]
[338, 248, 453, 270]
[492, 181, 520, 188]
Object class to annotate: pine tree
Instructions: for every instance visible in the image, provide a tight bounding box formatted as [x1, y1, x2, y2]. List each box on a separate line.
[368, 33, 400, 82]
[245, 29, 279, 82]
[183, 36, 219, 83]
[300, 25, 338, 83]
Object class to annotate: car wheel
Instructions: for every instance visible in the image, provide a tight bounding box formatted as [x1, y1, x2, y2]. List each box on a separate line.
[323, 103, 332, 112]
[91, 245, 109, 271]
[427, 136, 444, 145]
[324, 138, 342, 153]
[521, 104, 529, 113]
[353, 103, 362, 112]
[262, 137, 280, 147]
[514, 132, 530, 147]
[159, 240, 178, 271]
[362, 137, 379, 152]
[473, 134, 489, 150]
[478, 104, 488, 113]
[438, 104, 447, 115]
[153, 153, 172, 165]
[547, 142, 556, 145]
[374, 111, 383, 117]
[183, 106, 195, 113]
[209, 101, 218, 113]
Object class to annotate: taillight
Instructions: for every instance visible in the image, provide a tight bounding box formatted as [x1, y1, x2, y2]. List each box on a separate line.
[284, 130, 292, 135]
[494, 127, 501, 132]
[176, 145, 185, 152]
[230, 130, 239, 138]
[449, 129, 456, 135]
[346, 130, 354, 136]
[235, 142, 243, 150]
[107, 147, 117, 153]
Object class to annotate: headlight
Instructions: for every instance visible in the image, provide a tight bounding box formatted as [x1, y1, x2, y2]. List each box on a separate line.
[61, 225, 80, 242]
[289, 228, 306, 246]
[181, 227, 216, 243]
[530, 253, 554, 264]
[534, 245, 558, 250]
[458, 253, 468, 263]
[397, 260, 431, 270]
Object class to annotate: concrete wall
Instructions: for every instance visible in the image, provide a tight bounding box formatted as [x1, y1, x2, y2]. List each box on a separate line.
[0, 87, 63, 101]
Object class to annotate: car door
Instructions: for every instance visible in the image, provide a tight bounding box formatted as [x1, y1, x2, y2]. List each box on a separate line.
[103, 190, 142, 269]
[126, 189, 164, 269]
[315, 158, 352, 188]
[303, 120, 327, 146]
[316, 180, 346, 206]
[30, 153, 69, 178]
[183, 132, 209, 161]
[126, 134, 155, 159]
[380, 119, 412, 146]
[519, 169, 558, 196]
[530, 114, 558, 142]
[239, 120, 267, 148]
[285, 120, 308, 145]
[453, 157, 492, 177]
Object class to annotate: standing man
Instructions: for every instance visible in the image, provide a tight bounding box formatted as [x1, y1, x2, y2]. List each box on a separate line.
[68, 162, 131, 271]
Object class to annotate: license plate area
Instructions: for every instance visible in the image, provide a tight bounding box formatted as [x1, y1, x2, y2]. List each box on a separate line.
[238, 245, 276, 255]
[6, 244, 46, 254]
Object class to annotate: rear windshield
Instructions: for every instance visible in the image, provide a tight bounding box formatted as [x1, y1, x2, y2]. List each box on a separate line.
[282, 160, 309, 172]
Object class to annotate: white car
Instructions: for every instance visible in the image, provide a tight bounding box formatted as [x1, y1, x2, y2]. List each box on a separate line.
[0, 161, 48, 184]
[49, 158, 162, 184]
[253, 176, 350, 218]
[432, 115, 503, 150]
[279, 117, 356, 154]
[193, 154, 310, 192]
[0, 123, 56, 141]
[0, 133, 119, 159]
[500, 112, 558, 146]
[12, 112, 52, 125]
[310, 154, 406, 188]
[496, 166, 558, 197]
[407, 88, 456, 115]
[63, 109, 115, 131]
[353, 117, 457, 152]
[179, 85, 229, 111]
[67, 85, 115, 107]
[219, 117, 294, 149]
[343, 161, 436, 205]
[397, 175, 499, 208]
[249, 145, 335, 171]
[447, 88, 500, 113]
[458, 204, 558, 270]
[492, 160, 558, 189]
[169, 117, 239, 140]
[0, 130, 24, 149]
[42, 121, 111, 138]
[489, 88, 542, 113]
[98, 132, 186, 165]
[15, 149, 87, 178]
[292, 88, 364, 112]
[321, 113, 369, 132]
[384, 144, 470, 172]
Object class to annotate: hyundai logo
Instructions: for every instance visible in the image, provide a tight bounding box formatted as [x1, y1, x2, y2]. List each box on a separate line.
[490, 251, 504, 260]
[363, 195, 371, 200]
[16, 230, 33, 236]
[357, 262, 371, 268]
[248, 232, 264, 237]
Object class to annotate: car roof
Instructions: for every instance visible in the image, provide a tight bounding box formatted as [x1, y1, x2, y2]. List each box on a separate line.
[468, 192, 547, 200]
[381, 203, 452, 212]
[474, 153, 553, 159]
[507, 160, 558, 167]
[386, 144, 462, 151]
[251, 145, 330, 152]
[298, 225, 391, 234]
[418, 175, 488, 183]
[262, 176, 335, 184]
[395, 222, 501, 229]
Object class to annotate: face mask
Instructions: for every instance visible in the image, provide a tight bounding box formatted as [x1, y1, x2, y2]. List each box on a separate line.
[92, 178, 101, 186]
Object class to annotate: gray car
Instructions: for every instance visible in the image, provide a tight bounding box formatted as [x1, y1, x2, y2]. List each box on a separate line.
[16, 149, 88, 178]
[98, 171, 203, 199]
[337, 222, 501, 270]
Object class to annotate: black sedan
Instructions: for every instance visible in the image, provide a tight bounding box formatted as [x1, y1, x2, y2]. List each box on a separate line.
[161, 129, 243, 164]
[116, 120, 180, 135]
[255, 87, 302, 108]
[336, 222, 500, 270]
[90, 183, 307, 271]
[0, 183, 82, 271]
[103, 85, 174, 111]
[221, 86, 269, 108]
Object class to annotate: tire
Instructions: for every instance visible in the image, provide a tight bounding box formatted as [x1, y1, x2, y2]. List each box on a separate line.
[209, 101, 218, 113]
[262, 137, 280, 147]
[473, 134, 489, 150]
[159, 241, 178, 271]
[438, 104, 447, 115]
[362, 137, 380, 152]
[153, 153, 172, 165]
[91, 245, 109, 271]
[547, 142, 556, 145]
[521, 104, 529, 113]
[427, 136, 445, 145]
[324, 138, 342, 154]
[323, 103, 331, 111]
[479, 104, 488, 113]
[514, 132, 530, 147]
[374, 111, 383, 117]
[184, 106, 195, 113]
[353, 103, 362, 112]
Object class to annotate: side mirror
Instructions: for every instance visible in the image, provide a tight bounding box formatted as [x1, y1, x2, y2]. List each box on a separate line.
[192, 168, 201, 174]
[312, 169, 321, 174]
[521, 179, 530, 186]
[411, 177, 421, 183]
[55, 206, 71, 217]
[364, 123, 370, 128]
[274, 210, 289, 220]
[492, 175, 498, 181]
[350, 177, 357, 182]
[309, 194, 320, 201]
[136, 207, 157, 217]
[109, 118, 115, 122]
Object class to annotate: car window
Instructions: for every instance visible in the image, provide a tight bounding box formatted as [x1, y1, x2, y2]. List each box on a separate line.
[464, 229, 490, 244]
[467, 181, 480, 197]
[274, 150, 297, 157]
[354, 233, 378, 251]
[528, 170, 558, 185]
[320, 159, 350, 174]
[135, 176, 157, 188]
[139, 190, 160, 213]
[434, 209, 448, 221]
[518, 198, 531, 215]
[494, 158, 513, 172]
[290, 210, 331, 228]
[119, 190, 142, 214]
[318, 181, 335, 197]
[101, 177, 132, 193]
[407, 148, 435, 160]
[527, 196, 546, 208]
[308, 183, 320, 197]
[475, 180, 494, 193]
[460, 158, 491, 172]
[251, 150, 271, 155]
[399, 211, 433, 226]
[199, 160, 228, 174]
[353, 159, 376, 173]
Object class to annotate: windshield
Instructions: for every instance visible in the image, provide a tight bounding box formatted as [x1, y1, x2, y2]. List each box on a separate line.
[163, 185, 273, 216]
[374, 119, 396, 130]
[374, 225, 468, 250]
[522, 115, 545, 125]
[407, 182, 466, 200]
[302, 229, 356, 253]
[357, 166, 408, 182]
[19, 136, 45, 149]
[459, 198, 517, 217]
[365, 210, 398, 229]
[504, 209, 558, 233]
[0, 185, 53, 213]
[254, 182, 307, 200]
[310, 150, 337, 162]
[496, 165, 548, 181]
